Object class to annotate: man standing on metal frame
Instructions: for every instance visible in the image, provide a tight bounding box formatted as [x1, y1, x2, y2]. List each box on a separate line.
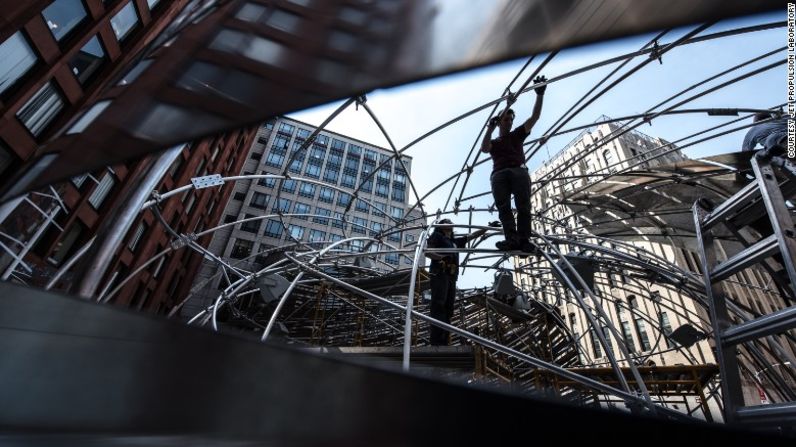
[481, 75, 547, 252]
[425, 219, 486, 345]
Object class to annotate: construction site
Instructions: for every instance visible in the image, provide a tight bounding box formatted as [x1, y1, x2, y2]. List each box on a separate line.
[0, 1, 794, 445]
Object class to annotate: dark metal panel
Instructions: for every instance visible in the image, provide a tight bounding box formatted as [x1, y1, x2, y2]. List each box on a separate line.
[0, 282, 790, 444]
[1, 0, 782, 200]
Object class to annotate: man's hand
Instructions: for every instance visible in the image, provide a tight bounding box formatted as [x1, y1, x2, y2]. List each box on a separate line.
[488, 116, 499, 128]
[533, 75, 547, 96]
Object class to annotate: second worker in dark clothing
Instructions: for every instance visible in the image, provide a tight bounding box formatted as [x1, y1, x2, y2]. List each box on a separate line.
[481, 76, 547, 252]
[425, 219, 486, 345]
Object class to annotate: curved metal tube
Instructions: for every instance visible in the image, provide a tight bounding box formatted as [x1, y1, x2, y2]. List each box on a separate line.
[402, 225, 431, 370]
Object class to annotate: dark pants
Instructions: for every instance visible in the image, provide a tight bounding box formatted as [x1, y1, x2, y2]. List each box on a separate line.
[491, 166, 532, 244]
[429, 271, 456, 345]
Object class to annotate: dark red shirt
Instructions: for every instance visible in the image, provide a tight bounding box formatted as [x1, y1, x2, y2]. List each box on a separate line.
[489, 126, 529, 172]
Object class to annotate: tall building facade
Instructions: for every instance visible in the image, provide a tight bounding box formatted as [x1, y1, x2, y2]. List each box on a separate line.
[525, 118, 708, 366]
[184, 116, 422, 318]
[520, 117, 795, 413]
[0, 0, 261, 314]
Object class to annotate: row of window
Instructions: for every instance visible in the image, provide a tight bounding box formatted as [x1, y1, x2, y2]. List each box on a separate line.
[230, 235, 408, 266]
[259, 131, 408, 196]
[234, 188, 411, 235]
[0, 0, 161, 140]
[572, 308, 675, 360]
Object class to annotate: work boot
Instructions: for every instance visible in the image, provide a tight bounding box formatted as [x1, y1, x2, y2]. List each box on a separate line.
[495, 240, 516, 251]
[518, 240, 538, 255]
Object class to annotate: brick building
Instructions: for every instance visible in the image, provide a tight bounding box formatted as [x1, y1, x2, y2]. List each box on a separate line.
[0, 0, 259, 314]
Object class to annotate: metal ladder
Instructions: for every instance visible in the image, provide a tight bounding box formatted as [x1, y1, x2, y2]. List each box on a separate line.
[693, 154, 796, 428]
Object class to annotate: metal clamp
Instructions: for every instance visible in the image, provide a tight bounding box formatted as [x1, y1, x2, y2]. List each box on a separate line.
[170, 232, 198, 250]
[191, 174, 224, 189]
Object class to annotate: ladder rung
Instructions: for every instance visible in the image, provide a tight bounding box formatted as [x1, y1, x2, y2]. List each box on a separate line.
[735, 402, 796, 425]
[722, 306, 796, 346]
[701, 180, 760, 230]
[711, 235, 778, 282]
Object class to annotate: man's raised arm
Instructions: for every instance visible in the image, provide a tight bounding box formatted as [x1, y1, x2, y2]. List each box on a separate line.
[523, 75, 547, 133]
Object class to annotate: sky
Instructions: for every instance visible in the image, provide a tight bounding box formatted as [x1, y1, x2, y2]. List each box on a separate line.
[289, 11, 786, 289]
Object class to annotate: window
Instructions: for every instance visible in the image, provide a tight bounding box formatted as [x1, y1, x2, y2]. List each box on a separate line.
[318, 187, 334, 203]
[356, 198, 369, 212]
[0, 140, 14, 177]
[391, 184, 405, 202]
[281, 179, 296, 193]
[385, 253, 399, 265]
[375, 181, 389, 198]
[352, 217, 367, 234]
[341, 172, 356, 188]
[287, 224, 305, 240]
[230, 238, 253, 259]
[390, 206, 403, 219]
[323, 166, 339, 183]
[621, 321, 635, 353]
[298, 182, 316, 198]
[405, 234, 415, 242]
[388, 232, 400, 242]
[194, 157, 207, 177]
[111, 1, 140, 42]
[331, 138, 346, 150]
[590, 328, 602, 358]
[240, 215, 261, 234]
[288, 155, 304, 174]
[184, 193, 196, 215]
[294, 201, 310, 219]
[234, 191, 246, 201]
[313, 207, 331, 225]
[659, 312, 675, 348]
[249, 151, 262, 160]
[254, 244, 270, 266]
[278, 122, 295, 135]
[264, 219, 284, 238]
[309, 229, 326, 242]
[249, 191, 269, 209]
[127, 221, 148, 251]
[42, 0, 88, 41]
[337, 192, 351, 208]
[634, 318, 651, 351]
[258, 171, 276, 188]
[332, 212, 346, 229]
[370, 221, 382, 236]
[223, 214, 236, 224]
[88, 172, 115, 208]
[265, 150, 285, 168]
[49, 221, 85, 265]
[373, 202, 386, 217]
[236, 2, 267, 21]
[67, 100, 110, 134]
[117, 59, 152, 85]
[273, 197, 291, 213]
[305, 162, 321, 178]
[602, 149, 615, 172]
[601, 327, 614, 357]
[16, 81, 64, 137]
[69, 36, 105, 85]
[0, 32, 38, 96]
